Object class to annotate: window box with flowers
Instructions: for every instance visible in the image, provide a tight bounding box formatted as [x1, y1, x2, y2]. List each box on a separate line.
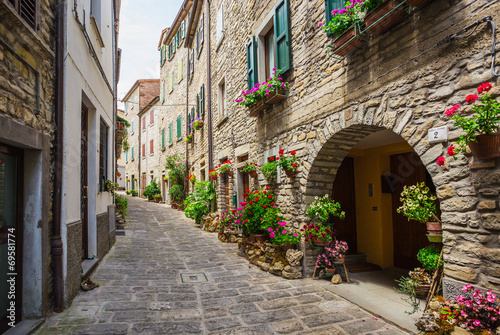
[277, 149, 298, 178]
[437, 82, 499, 162]
[218, 160, 233, 177]
[209, 169, 219, 180]
[188, 174, 197, 184]
[362, 0, 405, 36]
[241, 160, 258, 178]
[260, 157, 278, 183]
[235, 69, 292, 117]
[191, 118, 204, 131]
[321, 0, 366, 57]
[185, 132, 194, 143]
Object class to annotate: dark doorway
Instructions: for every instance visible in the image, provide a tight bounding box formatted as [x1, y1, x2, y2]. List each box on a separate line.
[390, 152, 431, 270]
[223, 172, 230, 211]
[0, 143, 24, 331]
[141, 174, 146, 197]
[81, 103, 89, 260]
[331, 157, 357, 253]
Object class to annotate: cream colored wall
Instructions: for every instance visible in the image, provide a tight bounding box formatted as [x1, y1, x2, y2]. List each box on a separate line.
[350, 141, 413, 269]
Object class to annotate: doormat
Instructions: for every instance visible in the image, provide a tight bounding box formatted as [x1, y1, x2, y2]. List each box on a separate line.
[115, 231, 126, 236]
[345, 262, 382, 273]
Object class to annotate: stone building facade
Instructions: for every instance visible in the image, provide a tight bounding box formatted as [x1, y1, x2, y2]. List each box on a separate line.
[122, 79, 160, 194]
[138, 97, 162, 192]
[206, 0, 500, 296]
[0, 0, 57, 329]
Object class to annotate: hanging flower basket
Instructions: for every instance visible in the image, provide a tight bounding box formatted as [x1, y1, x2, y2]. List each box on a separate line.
[364, 0, 405, 36]
[332, 24, 366, 57]
[265, 88, 287, 105]
[284, 169, 296, 178]
[467, 133, 500, 160]
[248, 170, 257, 178]
[407, 0, 431, 7]
[249, 98, 267, 117]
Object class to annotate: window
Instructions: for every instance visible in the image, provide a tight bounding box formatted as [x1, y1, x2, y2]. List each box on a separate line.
[131, 121, 134, 133]
[200, 13, 204, 44]
[142, 144, 145, 157]
[217, 4, 224, 44]
[142, 116, 146, 130]
[197, 14, 204, 57]
[176, 30, 180, 47]
[273, 0, 291, 73]
[91, 0, 102, 30]
[99, 118, 109, 188]
[169, 71, 174, 93]
[149, 110, 154, 125]
[150, 140, 154, 154]
[200, 84, 205, 116]
[196, 94, 200, 118]
[218, 79, 226, 119]
[168, 123, 173, 144]
[126, 150, 128, 162]
[190, 50, 194, 76]
[132, 147, 134, 159]
[325, 0, 345, 26]
[161, 129, 165, 149]
[246, 37, 257, 90]
[265, 29, 275, 80]
[176, 116, 182, 139]
[131, 94, 134, 109]
[168, 43, 172, 60]
[161, 83, 165, 103]
[7, 0, 38, 30]
[125, 102, 128, 114]
[178, 57, 183, 82]
[190, 107, 195, 132]
[181, 20, 186, 39]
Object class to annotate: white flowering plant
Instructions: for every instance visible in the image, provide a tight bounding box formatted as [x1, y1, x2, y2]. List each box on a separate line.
[396, 182, 438, 224]
[306, 194, 345, 223]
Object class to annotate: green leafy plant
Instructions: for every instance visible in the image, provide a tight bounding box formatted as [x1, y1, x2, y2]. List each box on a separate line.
[277, 149, 298, 172]
[395, 275, 421, 315]
[417, 245, 443, 273]
[143, 179, 161, 200]
[269, 228, 301, 246]
[209, 169, 218, 179]
[235, 69, 292, 108]
[153, 194, 161, 198]
[238, 186, 283, 236]
[260, 160, 277, 182]
[396, 182, 438, 224]
[165, 153, 186, 185]
[169, 184, 184, 203]
[360, 0, 385, 13]
[185, 132, 194, 143]
[114, 194, 128, 220]
[241, 160, 258, 173]
[105, 180, 118, 193]
[320, 0, 364, 38]
[184, 181, 216, 224]
[306, 194, 345, 223]
[129, 189, 138, 196]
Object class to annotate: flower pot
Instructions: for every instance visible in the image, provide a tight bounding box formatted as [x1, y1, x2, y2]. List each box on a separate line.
[253, 234, 269, 244]
[284, 169, 296, 178]
[194, 123, 203, 130]
[154, 197, 161, 203]
[265, 88, 286, 105]
[415, 284, 431, 300]
[248, 170, 257, 178]
[324, 268, 336, 277]
[468, 133, 500, 160]
[364, 0, 405, 36]
[280, 244, 296, 253]
[249, 98, 267, 117]
[171, 203, 178, 209]
[426, 221, 442, 235]
[334, 256, 346, 264]
[406, 0, 430, 7]
[311, 239, 326, 248]
[247, 235, 256, 243]
[426, 234, 443, 243]
[332, 25, 366, 57]
[186, 137, 193, 143]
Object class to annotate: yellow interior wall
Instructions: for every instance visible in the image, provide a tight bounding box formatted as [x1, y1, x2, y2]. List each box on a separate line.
[349, 141, 413, 269]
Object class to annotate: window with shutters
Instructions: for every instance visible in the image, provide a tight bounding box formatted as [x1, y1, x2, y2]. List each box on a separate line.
[218, 78, 226, 120]
[161, 129, 165, 149]
[131, 121, 134, 134]
[7, 0, 39, 31]
[99, 118, 109, 186]
[126, 150, 128, 162]
[161, 83, 165, 103]
[142, 144, 145, 157]
[150, 140, 154, 154]
[178, 57, 183, 82]
[176, 30, 180, 47]
[190, 108, 195, 132]
[169, 71, 174, 93]
[216, 4, 224, 45]
[196, 94, 200, 118]
[176, 116, 182, 139]
[190, 50, 194, 77]
[90, 0, 105, 47]
[168, 123, 173, 144]
[132, 147, 134, 160]
[168, 43, 172, 60]
[149, 110, 154, 125]
[142, 116, 146, 131]
[181, 20, 186, 39]
[125, 102, 128, 115]
[197, 14, 204, 58]
[200, 85, 205, 116]
[325, 0, 345, 27]
[131, 95, 135, 109]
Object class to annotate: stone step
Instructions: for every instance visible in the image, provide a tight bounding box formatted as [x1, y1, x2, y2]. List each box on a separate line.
[345, 253, 367, 264]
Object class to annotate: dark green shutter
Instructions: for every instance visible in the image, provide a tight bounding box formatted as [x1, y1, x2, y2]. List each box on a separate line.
[181, 20, 185, 39]
[161, 129, 165, 148]
[200, 85, 205, 116]
[274, 0, 291, 74]
[246, 37, 258, 90]
[169, 123, 173, 143]
[196, 94, 200, 118]
[325, 0, 345, 25]
[187, 113, 191, 133]
[168, 44, 171, 59]
[132, 147, 134, 159]
[191, 108, 195, 132]
[177, 116, 181, 139]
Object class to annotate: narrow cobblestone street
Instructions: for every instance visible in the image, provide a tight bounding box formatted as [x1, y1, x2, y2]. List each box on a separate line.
[35, 196, 410, 335]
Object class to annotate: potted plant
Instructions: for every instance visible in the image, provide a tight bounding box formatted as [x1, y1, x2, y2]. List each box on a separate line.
[133, 177, 137, 182]
[277, 149, 298, 178]
[125, 190, 130, 195]
[169, 184, 184, 208]
[269, 224, 300, 252]
[143, 179, 161, 201]
[153, 194, 162, 203]
[130, 189, 138, 197]
[185, 132, 194, 143]
[300, 223, 334, 248]
[191, 117, 204, 130]
[218, 160, 233, 177]
[163, 176, 168, 183]
[184, 181, 216, 225]
[261, 157, 278, 183]
[315, 240, 349, 275]
[395, 267, 432, 314]
[209, 169, 218, 180]
[320, 0, 366, 57]
[241, 160, 258, 178]
[417, 245, 443, 274]
[105, 180, 118, 193]
[396, 182, 441, 242]
[306, 194, 346, 226]
[362, 0, 405, 36]
[441, 82, 499, 160]
[188, 174, 197, 184]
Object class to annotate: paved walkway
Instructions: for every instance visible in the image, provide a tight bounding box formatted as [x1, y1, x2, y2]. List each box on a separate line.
[35, 196, 411, 335]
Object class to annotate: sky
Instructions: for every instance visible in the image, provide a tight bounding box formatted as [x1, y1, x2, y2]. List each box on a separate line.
[117, 0, 184, 107]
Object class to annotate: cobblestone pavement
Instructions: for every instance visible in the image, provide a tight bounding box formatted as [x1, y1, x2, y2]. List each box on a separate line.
[35, 196, 410, 335]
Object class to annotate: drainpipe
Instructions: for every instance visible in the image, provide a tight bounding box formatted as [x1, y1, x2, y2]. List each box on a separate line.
[138, 105, 141, 196]
[185, 47, 189, 196]
[52, 0, 65, 313]
[206, 0, 213, 171]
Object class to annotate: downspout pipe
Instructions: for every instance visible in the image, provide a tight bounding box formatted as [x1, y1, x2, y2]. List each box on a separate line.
[185, 48, 189, 196]
[52, 0, 65, 313]
[206, 0, 213, 171]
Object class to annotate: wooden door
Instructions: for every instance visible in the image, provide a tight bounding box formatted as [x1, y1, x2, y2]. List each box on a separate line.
[391, 152, 430, 270]
[331, 157, 357, 253]
[223, 173, 230, 211]
[0, 144, 23, 331]
[242, 172, 249, 203]
[81, 104, 89, 260]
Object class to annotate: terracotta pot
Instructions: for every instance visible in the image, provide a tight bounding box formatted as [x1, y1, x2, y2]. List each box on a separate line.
[325, 268, 336, 274]
[364, 0, 405, 36]
[312, 239, 326, 248]
[406, 0, 430, 7]
[247, 235, 256, 243]
[332, 25, 366, 57]
[468, 133, 500, 160]
[415, 284, 431, 300]
[280, 244, 296, 253]
[171, 203, 178, 209]
[265, 88, 286, 105]
[154, 197, 161, 203]
[284, 169, 296, 178]
[334, 256, 346, 263]
[248, 170, 257, 178]
[194, 123, 203, 130]
[253, 234, 269, 244]
[426, 221, 442, 235]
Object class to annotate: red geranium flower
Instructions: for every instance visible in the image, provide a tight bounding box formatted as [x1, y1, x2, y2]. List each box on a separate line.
[290, 151, 296, 155]
[263, 190, 267, 194]
[279, 149, 284, 154]
[478, 82, 492, 93]
[448, 146, 456, 156]
[276, 157, 280, 160]
[465, 94, 478, 104]
[249, 201, 253, 205]
[271, 202, 275, 205]
[292, 163, 298, 168]
[263, 205, 268, 208]
[268, 195, 272, 199]
[246, 189, 250, 193]
[255, 197, 259, 202]
[269, 157, 275, 161]
[436, 156, 446, 166]
[266, 186, 269, 189]
[243, 193, 248, 197]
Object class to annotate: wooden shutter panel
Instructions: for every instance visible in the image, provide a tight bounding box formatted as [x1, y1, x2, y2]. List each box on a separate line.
[325, 0, 345, 25]
[200, 85, 205, 116]
[142, 144, 145, 157]
[161, 83, 165, 102]
[181, 20, 186, 38]
[177, 116, 181, 139]
[132, 147, 134, 159]
[160, 45, 164, 65]
[150, 110, 154, 124]
[126, 150, 128, 162]
[200, 14, 204, 44]
[191, 108, 195, 132]
[168, 43, 171, 59]
[190, 50, 194, 74]
[162, 129, 165, 148]
[150, 140, 153, 154]
[274, 0, 291, 74]
[196, 94, 200, 118]
[246, 37, 258, 90]
[169, 123, 173, 143]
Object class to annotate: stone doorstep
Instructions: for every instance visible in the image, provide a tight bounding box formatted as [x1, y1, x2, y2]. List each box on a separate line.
[4, 319, 44, 335]
[81, 258, 100, 279]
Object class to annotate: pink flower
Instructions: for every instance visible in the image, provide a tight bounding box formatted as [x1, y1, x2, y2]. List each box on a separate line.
[293, 233, 298, 237]
[268, 228, 273, 232]
[270, 232, 275, 238]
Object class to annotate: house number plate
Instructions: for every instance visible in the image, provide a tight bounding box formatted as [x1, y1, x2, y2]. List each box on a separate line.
[428, 126, 448, 143]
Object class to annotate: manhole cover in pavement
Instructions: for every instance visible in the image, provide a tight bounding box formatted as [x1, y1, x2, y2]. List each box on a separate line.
[115, 231, 126, 236]
[180, 273, 208, 283]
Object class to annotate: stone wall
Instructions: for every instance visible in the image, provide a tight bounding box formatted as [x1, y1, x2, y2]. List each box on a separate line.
[96, 212, 110, 260]
[65, 220, 82, 307]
